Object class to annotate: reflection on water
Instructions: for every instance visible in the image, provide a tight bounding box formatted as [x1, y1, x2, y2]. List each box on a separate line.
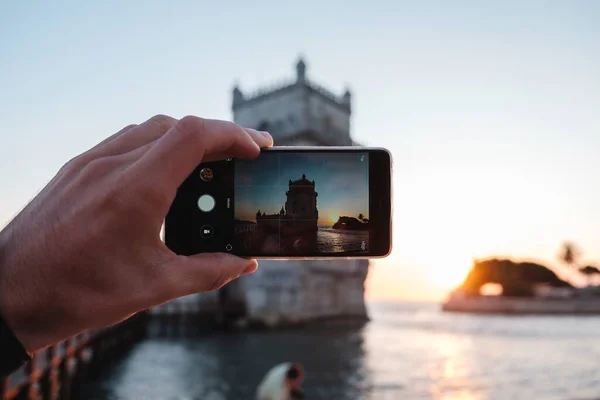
[429, 334, 479, 400]
[78, 302, 600, 399]
[364, 302, 600, 400]
[317, 228, 368, 253]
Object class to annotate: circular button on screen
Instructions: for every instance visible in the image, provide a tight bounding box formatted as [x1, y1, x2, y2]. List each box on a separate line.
[200, 225, 214, 238]
[197, 194, 215, 212]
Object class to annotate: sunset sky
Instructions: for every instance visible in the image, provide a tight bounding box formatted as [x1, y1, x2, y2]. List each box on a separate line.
[235, 152, 369, 225]
[1, 1, 599, 302]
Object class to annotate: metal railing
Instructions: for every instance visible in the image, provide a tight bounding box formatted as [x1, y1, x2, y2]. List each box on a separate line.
[1, 313, 148, 400]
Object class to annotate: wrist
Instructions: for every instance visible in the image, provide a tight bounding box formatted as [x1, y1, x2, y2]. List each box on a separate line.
[0, 226, 32, 375]
[0, 222, 79, 353]
[0, 225, 15, 322]
[0, 224, 42, 352]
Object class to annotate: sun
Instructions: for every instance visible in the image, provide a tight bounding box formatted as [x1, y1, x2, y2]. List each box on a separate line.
[324, 215, 340, 225]
[405, 236, 475, 294]
[425, 252, 474, 292]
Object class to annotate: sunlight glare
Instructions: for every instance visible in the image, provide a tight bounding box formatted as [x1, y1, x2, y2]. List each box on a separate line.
[419, 248, 474, 293]
[430, 335, 481, 400]
[480, 283, 502, 296]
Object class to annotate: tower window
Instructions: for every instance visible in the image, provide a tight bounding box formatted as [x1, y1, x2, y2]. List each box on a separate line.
[257, 121, 269, 131]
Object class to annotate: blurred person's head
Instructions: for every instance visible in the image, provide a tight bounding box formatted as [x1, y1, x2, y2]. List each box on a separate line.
[256, 362, 305, 400]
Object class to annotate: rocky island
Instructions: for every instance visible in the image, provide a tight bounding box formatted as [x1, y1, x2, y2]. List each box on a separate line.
[443, 258, 600, 314]
[332, 215, 369, 231]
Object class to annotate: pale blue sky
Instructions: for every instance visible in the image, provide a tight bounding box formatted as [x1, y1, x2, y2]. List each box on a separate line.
[1, 1, 599, 299]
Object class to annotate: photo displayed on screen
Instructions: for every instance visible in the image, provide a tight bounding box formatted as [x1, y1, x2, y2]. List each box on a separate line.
[234, 152, 370, 255]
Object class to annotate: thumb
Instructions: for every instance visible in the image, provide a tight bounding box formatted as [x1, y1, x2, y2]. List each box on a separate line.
[164, 253, 258, 297]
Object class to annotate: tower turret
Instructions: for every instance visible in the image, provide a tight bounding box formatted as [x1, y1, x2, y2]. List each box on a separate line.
[232, 84, 244, 110]
[342, 88, 352, 112]
[296, 57, 306, 83]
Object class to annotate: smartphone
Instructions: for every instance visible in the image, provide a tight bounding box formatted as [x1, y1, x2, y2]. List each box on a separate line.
[164, 147, 392, 259]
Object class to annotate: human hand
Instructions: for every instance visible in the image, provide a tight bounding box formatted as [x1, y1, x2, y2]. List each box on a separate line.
[0, 115, 273, 352]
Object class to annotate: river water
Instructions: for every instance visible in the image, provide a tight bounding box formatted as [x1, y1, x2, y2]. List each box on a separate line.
[78, 301, 600, 400]
[316, 228, 368, 253]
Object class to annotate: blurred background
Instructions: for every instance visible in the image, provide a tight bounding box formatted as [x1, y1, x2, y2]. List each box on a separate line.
[1, 1, 600, 399]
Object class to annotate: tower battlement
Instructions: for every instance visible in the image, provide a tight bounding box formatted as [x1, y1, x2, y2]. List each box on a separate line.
[233, 79, 351, 114]
[231, 57, 353, 146]
[232, 58, 351, 114]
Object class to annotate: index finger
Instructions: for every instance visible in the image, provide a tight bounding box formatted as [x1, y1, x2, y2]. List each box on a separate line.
[137, 116, 272, 190]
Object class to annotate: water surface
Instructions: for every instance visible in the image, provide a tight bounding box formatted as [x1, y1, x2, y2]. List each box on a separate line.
[79, 302, 600, 399]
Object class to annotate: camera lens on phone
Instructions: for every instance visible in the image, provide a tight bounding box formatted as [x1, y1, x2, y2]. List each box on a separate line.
[200, 168, 213, 181]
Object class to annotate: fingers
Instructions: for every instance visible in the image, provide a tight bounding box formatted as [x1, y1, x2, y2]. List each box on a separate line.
[92, 114, 178, 158]
[137, 116, 273, 191]
[157, 253, 258, 300]
[245, 128, 274, 147]
[245, 127, 274, 148]
[201, 128, 274, 163]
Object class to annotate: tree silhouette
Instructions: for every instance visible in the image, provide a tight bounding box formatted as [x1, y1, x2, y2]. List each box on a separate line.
[558, 242, 600, 287]
[559, 241, 580, 271]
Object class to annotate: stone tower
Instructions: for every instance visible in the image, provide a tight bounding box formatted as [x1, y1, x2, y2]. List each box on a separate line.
[223, 58, 370, 327]
[151, 58, 369, 325]
[285, 174, 318, 220]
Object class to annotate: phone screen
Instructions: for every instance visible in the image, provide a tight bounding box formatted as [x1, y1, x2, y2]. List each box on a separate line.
[165, 148, 391, 259]
[234, 151, 369, 256]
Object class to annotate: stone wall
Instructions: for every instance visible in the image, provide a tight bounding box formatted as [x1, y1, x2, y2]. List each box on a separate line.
[221, 259, 369, 327]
